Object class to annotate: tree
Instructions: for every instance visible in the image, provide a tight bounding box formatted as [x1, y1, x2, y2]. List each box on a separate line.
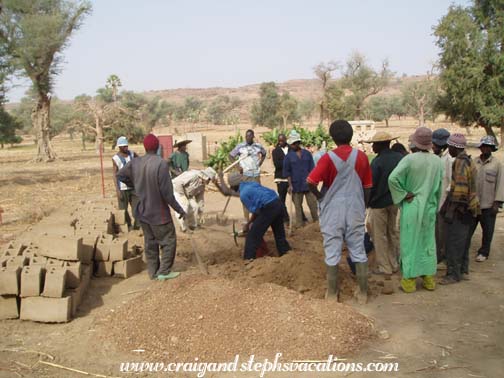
[0, 0, 92, 161]
[182, 97, 204, 125]
[365, 96, 397, 126]
[434, 1, 504, 143]
[324, 83, 348, 121]
[297, 99, 316, 122]
[105, 74, 122, 102]
[341, 52, 393, 120]
[250, 82, 282, 128]
[401, 73, 441, 126]
[0, 108, 22, 148]
[278, 92, 300, 128]
[206, 95, 241, 125]
[313, 61, 339, 122]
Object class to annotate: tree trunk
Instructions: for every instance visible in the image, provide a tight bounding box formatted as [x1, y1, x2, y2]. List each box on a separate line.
[385, 118, 389, 127]
[480, 122, 497, 140]
[94, 116, 104, 153]
[500, 124, 503, 149]
[319, 102, 324, 123]
[419, 105, 425, 127]
[282, 115, 288, 129]
[33, 94, 56, 162]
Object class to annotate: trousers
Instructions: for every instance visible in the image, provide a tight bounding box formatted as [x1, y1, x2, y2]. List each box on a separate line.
[140, 220, 177, 279]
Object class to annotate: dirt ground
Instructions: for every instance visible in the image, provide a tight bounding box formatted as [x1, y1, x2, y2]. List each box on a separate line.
[0, 122, 503, 378]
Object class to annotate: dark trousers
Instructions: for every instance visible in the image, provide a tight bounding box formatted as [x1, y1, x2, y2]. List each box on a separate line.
[445, 217, 471, 281]
[435, 213, 447, 263]
[140, 220, 177, 279]
[118, 189, 139, 229]
[276, 181, 290, 222]
[467, 208, 497, 257]
[244, 199, 291, 260]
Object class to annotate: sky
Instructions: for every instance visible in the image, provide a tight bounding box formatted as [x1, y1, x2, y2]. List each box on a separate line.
[7, 0, 471, 103]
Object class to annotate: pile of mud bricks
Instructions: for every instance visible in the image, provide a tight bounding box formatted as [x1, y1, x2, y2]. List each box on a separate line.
[0, 201, 143, 323]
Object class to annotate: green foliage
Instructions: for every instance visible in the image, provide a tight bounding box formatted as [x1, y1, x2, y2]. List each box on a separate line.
[324, 83, 348, 121]
[205, 134, 244, 169]
[250, 82, 282, 128]
[341, 52, 393, 119]
[206, 95, 241, 125]
[401, 78, 440, 125]
[298, 99, 316, 121]
[364, 95, 404, 126]
[434, 1, 504, 138]
[0, 106, 22, 147]
[278, 92, 300, 128]
[262, 125, 332, 148]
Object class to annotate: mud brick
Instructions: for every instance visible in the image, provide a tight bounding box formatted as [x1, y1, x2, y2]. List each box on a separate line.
[79, 235, 98, 263]
[37, 236, 84, 261]
[5, 255, 29, 268]
[20, 265, 44, 297]
[30, 256, 48, 267]
[113, 210, 127, 225]
[109, 239, 128, 262]
[1, 242, 25, 257]
[46, 258, 65, 268]
[94, 240, 110, 261]
[41, 267, 67, 298]
[116, 224, 128, 234]
[113, 256, 143, 278]
[63, 262, 81, 289]
[0, 266, 21, 295]
[81, 264, 91, 293]
[20, 296, 72, 323]
[95, 260, 113, 277]
[65, 288, 81, 318]
[0, 295, 19, 320]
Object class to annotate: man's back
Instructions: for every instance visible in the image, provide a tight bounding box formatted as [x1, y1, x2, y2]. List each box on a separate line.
[369, 149, 403, 208]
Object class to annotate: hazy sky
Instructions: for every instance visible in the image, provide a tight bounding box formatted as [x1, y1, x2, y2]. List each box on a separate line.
[7, 0, 470, 102]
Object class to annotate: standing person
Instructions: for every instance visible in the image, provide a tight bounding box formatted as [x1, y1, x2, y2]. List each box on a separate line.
[172, 168, 217, 232]
[117, 134, 186, 281]
[168, 140, 192, 178]
[215, 172, 291, 260]
[432, 128, 452, 263]
[440, 134, 480, 284]
[112, 136, 139, 230]
[468, 136, 504, 262]
[272, 133, 291, 223]
[388, 127, 444, 293]
[307, 120, 373, 304]
[363, 132, 403, 277]
[283, 130, 319, 227]
[391, 142, 408, 156]
[229, 129, 267, 222]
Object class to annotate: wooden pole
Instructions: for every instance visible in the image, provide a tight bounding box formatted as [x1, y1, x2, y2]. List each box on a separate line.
[99, 140, 105, 198]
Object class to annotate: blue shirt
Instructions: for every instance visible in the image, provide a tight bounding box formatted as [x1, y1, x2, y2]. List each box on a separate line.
[239, 182, 278, 214]
[283, 149, 315, 193]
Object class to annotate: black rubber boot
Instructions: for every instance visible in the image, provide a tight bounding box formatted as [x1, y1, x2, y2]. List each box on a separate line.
[355, 262, 368, 304]
[325, 264, 339, 300]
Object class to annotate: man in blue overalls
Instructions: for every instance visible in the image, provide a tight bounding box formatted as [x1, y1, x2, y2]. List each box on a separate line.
[308, 120, 373, 304]
[112, 136, 139, 230]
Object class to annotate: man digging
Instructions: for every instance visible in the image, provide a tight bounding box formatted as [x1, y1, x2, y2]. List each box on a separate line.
[118, 134, 186, 281]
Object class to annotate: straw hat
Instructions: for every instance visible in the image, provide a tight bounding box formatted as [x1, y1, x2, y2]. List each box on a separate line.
[362, 131, 398, 143]
[173, 139, 192, 148]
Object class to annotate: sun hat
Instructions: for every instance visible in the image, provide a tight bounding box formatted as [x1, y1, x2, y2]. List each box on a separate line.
[200, 167, 217, 180]
[432, 128, 450, 146]
[117, 136, 128, 147]
[410, 127, 433, 151]
[287, 130, 301, 145]
[227, 172, 243, 187]
[362, 131, 398, 143]
[143, 134, 159, 152]
[173, 139, 192, 148]
[478, 135, 498, 151]
[447, 133, 467, 149]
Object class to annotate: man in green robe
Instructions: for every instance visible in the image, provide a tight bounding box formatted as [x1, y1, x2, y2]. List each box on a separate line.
[169, 140, 191, 177]
[388, 127, 443, 293]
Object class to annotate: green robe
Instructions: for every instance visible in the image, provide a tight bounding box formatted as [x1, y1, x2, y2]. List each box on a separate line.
[388, 152, 443, 278]
[169, 151, 189, 176]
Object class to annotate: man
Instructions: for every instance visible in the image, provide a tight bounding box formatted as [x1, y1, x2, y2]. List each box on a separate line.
[363, 132, 402, 278]
[307, 120, 372, 304]
[117, 134, 186, 281]
[440, 134, 480, 284]
[169, 140, 191, 177]
[216, 172, 291, 260]
[272, 133, 291, 222]
[283, 130, 319, 227]
[432, 128, 452, 263]
[112, 136, 139, 230]
[468, 136, 504, 262]
[172, 167, 217, 232]
[388, 127, 443, 293]
[229, 129, 267, 221]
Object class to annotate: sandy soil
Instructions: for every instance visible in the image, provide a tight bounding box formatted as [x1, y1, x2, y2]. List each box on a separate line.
[0, 122, 503, 378]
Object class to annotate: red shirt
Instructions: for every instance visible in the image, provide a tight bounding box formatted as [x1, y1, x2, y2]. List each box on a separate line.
[307, 145, 373, 189]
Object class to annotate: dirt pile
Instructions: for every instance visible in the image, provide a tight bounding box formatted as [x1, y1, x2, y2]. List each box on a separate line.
[104, 274, 374, 361]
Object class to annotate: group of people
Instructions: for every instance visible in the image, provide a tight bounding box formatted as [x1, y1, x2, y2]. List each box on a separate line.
[112, 121, 502, 305]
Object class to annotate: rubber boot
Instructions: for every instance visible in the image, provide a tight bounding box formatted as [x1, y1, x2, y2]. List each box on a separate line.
[325, 265, 339, 300]
[355, 262, 368, 304]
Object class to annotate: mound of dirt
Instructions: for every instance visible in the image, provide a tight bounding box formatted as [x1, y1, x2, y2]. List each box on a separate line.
[104, 274, 374, 361]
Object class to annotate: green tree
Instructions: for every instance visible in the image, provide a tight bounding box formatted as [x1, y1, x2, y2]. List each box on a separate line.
[0, 108, 22, 148]
[365, 96, 397, 126]
[105, 74, 122, 102]
[250, 82, 282, 128]
[434, 1, 504, 143]
[278, 92, 300, 128]
[401, 72, 441, 126]
[0, 0, 92, 161]
[313, 61, 339, 122]
[297, 99, 316, 122]
[206, 95, 241, 125]
[341, 52, 393, 120]
[324, 83, 348, 121]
